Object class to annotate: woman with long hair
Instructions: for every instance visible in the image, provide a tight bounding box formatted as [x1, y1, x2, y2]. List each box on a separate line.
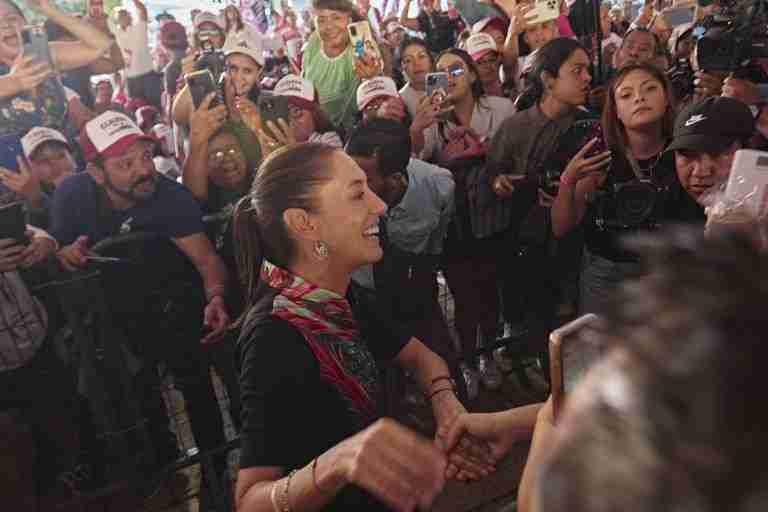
[412, 47, 516, 395]
[224, 5, 264, 48]
[552, 63, 676, 314]
[233, 143, 495, 511]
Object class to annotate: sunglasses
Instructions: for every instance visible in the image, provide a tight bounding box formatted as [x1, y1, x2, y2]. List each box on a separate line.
[437, 63, 466, 78]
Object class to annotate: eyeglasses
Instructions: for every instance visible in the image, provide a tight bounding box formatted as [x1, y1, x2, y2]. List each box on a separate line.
[288, 105, 306, 119]
[476, 54, 498, 67]
[437, 63, 465, 78]
[208, 147, 240, 164]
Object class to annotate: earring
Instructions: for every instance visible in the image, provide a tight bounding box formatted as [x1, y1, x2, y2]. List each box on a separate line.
[314, 241, 329, 259]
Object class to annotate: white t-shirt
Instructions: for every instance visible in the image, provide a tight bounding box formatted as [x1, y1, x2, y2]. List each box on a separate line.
[115, 20, 153, 78]
[420, 95, 516, 162]
[400, 82, 426, 120]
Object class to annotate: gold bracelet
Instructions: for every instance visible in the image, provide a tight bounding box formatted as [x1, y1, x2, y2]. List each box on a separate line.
[270, 480, 280, 512]
[280, 469, 298, 512]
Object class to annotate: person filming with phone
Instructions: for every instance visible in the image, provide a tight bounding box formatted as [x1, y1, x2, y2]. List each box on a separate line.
[0, 0, 112, 138]
[551, 64, 674, 315]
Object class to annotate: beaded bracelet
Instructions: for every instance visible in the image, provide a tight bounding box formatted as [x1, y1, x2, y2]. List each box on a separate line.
[278, 470, 298, 512]
[428, 387, 456, 400]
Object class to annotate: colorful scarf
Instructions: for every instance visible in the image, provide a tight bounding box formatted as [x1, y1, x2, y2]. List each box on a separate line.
[262, 260, 379, 423]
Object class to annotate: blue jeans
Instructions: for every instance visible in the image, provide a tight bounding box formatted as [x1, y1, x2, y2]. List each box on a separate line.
[579, 250, 640, 317]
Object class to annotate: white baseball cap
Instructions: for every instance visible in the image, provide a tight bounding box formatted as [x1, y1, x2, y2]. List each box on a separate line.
[80, 111, 155, 163]
[224, 34, 265, 67]
[21, 127, 70, 160]
[193, 11, 224, 31]
[466, 33, 498, 61]
[472, 17, 508, 35]
[274, 75, 318, 110]
[356, 77, 399, 111]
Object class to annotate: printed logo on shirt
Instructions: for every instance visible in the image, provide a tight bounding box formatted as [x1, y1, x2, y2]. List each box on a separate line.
[685, 114, 707, 127]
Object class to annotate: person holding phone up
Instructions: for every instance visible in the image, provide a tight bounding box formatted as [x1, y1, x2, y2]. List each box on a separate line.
[301, 0, 390, 135]
[551, 64, 675, 316]
[0, 0, 113, 137]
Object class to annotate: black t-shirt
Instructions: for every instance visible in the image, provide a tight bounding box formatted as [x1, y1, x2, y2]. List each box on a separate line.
[237, 282, 410, 511]
[417, 11, 458, 54]
[583, 151, 688, 261]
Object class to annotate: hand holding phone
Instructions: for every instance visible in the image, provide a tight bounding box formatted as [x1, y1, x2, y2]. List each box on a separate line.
[186, 70, 218, 109]
[21, 25, 54, 68]
[549, 314, 604, 420]
[258, 93, 290, 141]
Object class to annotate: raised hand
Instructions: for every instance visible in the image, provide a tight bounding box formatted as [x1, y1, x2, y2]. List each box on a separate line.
[559, 138, 611, 188]
[0, 156, 42, 206]
[20, 231, 56, 268]
[57, 235, 89, 272]
[9, 54, 52, 92]
[189, 92, 228, 146]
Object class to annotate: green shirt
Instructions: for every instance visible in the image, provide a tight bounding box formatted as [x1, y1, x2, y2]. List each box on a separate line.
[301, 33, 360, 134]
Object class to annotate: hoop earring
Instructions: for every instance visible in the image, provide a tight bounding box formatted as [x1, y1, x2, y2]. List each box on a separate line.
[314, 241, 329, 259]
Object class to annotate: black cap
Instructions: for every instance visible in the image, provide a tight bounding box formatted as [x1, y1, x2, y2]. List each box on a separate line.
[668, 96, 755, 154]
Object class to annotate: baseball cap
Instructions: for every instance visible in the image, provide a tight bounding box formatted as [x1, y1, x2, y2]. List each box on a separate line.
[79, 111, 156, 163]
[21, 127, 70, 160]
[223, 34, 265, 67]
[160, 21, 188, 51]
[356, 77, 399, 111]
[667, 97, 755, 154]
[193, 11, 224, 31]
[274, 75, 318, 111]
[472, 17, 509, 36]
[466, 33, 498, 61]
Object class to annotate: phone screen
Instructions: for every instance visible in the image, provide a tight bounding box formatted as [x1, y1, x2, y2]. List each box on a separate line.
[186, 70, 217, 109]
[258, 93, 289, 140]
[549, 314, 604, 420]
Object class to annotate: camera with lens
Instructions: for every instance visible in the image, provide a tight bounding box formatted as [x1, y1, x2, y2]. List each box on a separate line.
[694, 0, 768, 73]
[668, 57, 695, 100]
[592, 176, 668, 231]
[194, 38, 226, 81]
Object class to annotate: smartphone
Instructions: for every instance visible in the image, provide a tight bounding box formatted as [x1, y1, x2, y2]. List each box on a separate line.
[20, 25, 54, 67]
[723, 149, 768, 219]
[258, 92, 290, 141]
[347, 21, 382, 66]
[661, 6, 694, 28]
[185, 69, 217, 109]
[0, 202, 28, 246]
[525, 0, 561, 25]
[0, 135, 23, 172]
[549, 314, 604, 421]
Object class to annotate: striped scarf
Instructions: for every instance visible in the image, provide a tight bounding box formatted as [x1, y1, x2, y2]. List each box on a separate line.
[262, 261, 379, 423]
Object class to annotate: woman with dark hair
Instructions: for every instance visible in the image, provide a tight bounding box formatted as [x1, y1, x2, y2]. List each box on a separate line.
[0, 0, 112, 137]
[398, 37, 433, 119]
[411, 47, 515, 395]
[233, 143, 494, 511]
[552, 63, 676, 315]
[301, 0, 385, 134]
[485, 37, 592, 371]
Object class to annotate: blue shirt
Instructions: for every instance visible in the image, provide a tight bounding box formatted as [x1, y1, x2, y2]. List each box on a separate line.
[51, 172, 205, 246]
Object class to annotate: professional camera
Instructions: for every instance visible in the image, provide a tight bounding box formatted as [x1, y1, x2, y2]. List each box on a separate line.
[592, 176, 668, 231]
[668, 57, 695, 100]
[194, 38, 226, 81]
[694, 0, 768, 72]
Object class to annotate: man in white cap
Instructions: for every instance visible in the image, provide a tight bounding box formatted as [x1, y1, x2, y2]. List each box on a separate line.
[357, 76, 406, 123]
[51, 111, 230, 341]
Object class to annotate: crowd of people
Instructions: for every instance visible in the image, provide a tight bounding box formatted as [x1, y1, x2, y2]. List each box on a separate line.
[2, 0, 768, 510]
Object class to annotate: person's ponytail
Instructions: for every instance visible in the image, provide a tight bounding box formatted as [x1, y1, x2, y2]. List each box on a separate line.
[232, 195, 264, 327]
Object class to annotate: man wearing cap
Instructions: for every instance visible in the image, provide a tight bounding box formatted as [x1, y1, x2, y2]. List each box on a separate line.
[159, 21, 189, 101]
[357, 76, 406, 124]
[666, 96, 756, 222]
[178, 12, 227, 81]
[50, 111, 231, 484]
[51, 111, 230, 339]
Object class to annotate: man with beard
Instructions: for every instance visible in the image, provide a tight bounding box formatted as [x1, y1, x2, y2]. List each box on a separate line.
[49, 111, 232, 502]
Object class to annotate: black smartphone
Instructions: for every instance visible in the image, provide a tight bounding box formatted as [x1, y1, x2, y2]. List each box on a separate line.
[0, 135, 23, 172]
[258, 93, 290, 140]
[186, 69, 217, 109]
[21, 25, 54, 67]
[0, 202, 28, 246]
